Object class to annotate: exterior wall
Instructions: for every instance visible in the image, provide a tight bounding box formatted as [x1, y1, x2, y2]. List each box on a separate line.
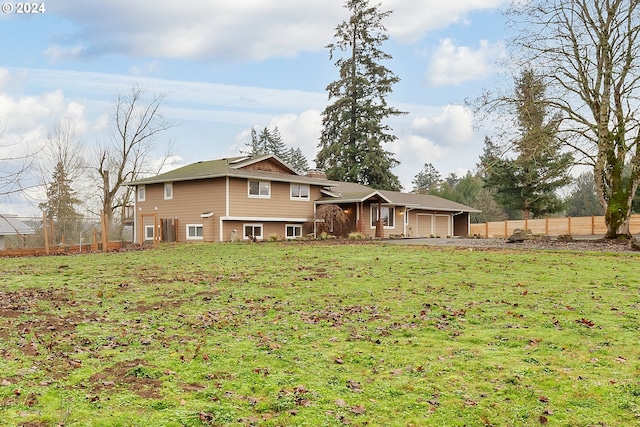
[222, 220, 312, 242]
[227, 178, 318, 219]
[136, 178, 226, 243]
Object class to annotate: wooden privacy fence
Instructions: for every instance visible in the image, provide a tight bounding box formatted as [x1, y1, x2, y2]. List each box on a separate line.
[469, 214, 640, 238]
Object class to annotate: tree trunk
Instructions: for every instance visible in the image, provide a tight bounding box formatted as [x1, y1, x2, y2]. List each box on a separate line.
[604, 191, 632, 239]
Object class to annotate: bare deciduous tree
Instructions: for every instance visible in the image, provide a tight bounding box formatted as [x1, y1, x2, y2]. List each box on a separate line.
[0, 122, 34, 202]
[489, 0, 640, 238]
[96, 85, 173, 219]
[37, 120, 86, 193]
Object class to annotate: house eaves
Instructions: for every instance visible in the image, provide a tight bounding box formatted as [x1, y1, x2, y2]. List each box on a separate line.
[379, 190, 481, 213]
[316, 190, 393, 204]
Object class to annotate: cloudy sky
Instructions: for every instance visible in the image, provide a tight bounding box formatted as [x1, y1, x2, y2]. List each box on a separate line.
[0, 0, 509, 214]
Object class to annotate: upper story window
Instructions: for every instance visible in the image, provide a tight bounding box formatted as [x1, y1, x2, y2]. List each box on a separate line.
[138, 185, 146, 202]
[248, 180, 270, 198]
[371, 206, 395, 228]
[164, 182, 173, 200]
[290, 184, 310, 200]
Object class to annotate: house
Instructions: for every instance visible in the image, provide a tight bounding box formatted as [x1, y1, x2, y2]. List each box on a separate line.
[0, 215, 35, 250]
[126, 155, 480, 243]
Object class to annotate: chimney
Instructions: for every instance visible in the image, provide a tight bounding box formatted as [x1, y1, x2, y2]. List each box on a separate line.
[306, 169, 327, 179]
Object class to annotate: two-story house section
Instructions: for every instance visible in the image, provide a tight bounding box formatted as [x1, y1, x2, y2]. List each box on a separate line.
[127, 154, 480, 243]
[127, 155, 336, 243]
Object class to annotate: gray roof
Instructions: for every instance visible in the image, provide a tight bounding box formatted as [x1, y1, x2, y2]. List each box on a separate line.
[127, 155, 338, 188]
[0, 215, 35, 235]
[127, 155, 479, 213]
[318, 181, 480, 213]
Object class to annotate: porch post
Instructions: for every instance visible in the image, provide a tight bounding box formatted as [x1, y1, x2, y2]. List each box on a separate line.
[375, 202, 384, 238]
[356, 202, 365, 233]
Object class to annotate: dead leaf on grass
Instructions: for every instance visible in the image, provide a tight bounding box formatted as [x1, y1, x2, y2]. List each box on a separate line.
[347, 380, 363, 392]
[351, 405, 366, 414]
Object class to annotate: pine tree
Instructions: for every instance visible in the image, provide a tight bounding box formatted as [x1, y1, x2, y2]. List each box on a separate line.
[483, 70, 572, 219]
[411, 163, 442, 194]
[39, 161, 81, 241]
[316, 0, 405, 191]
[284, 147, 310, 174]
[244, 126, 309, 173]
[266, 127, 287, 159]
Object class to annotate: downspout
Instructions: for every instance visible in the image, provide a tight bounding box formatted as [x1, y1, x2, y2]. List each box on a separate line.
[313, 202, 317, 239]
[133, 185, 138, 244]
[221, 176, 230, 242]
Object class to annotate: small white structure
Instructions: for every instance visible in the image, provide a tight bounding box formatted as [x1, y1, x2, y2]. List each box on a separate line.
[0, 215, 35, 250]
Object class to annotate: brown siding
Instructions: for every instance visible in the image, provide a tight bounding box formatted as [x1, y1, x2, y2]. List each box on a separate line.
[242, 158, 292, 173]
[228, 178, 318, 219]
[222, 221, 311, 242]
[136, 179, 226, 242]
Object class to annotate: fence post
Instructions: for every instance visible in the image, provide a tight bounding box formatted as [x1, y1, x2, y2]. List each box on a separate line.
[545, 218, 549, 236]
[43, 212, 49, 255]
[101, 210, 108, 252]
[485, 222, 489, 238]
[504, 220, 508, 238]
[568, 216, 571, 235]
[591, 215, 595, 235]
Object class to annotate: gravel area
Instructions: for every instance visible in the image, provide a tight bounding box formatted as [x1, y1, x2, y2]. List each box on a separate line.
[386, 237, 640, 253]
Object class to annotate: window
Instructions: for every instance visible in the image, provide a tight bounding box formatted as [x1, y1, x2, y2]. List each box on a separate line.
[144, 225, 154, 240]
[285, 224, 303, 239]
[243, 224, 263, 240]
[186, 224, 204, 240]
[290, 184, 310, 200]
[371, 206, 395, 228]
[248, 180, 270, 198]
[138, 185, 146, 202]
[164, 182, 173, 200]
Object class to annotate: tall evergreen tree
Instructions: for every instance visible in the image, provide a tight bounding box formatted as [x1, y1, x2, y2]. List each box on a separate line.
[411, 163, 442, 194]
[566, 171, 604, 217]
[285, 147, 310, 174]
[39, 161, 81, 241]
[243, 126, 309, 173]
[316, 0, 405, 191]
[484, 70, 572, 219]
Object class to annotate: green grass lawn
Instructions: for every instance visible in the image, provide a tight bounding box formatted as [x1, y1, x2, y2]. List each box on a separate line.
[1, 242, 639, 426]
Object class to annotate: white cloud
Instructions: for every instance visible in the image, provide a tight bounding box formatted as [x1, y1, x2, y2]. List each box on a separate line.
[48, 0, 507, 62]
[386, 0, 508, 42]
[267, 110, 322, 162]
[426, 38, 505, 87]
[411, 104, 474, 144]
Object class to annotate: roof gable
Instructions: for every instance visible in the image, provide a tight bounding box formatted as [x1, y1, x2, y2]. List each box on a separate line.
[230, 155, 298, 175]
[127, 155, 336, 187]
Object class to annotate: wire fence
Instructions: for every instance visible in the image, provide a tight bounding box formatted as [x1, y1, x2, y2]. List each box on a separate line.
[0, 213, 133, 253]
